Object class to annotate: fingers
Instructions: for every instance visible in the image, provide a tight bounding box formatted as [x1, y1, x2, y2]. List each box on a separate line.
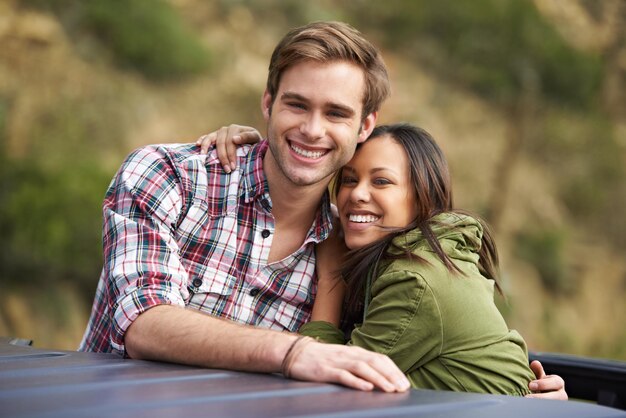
[196, 125, 262, 173]
[528, 374, 567, 399]
[349, 353, 409, 393]
[214, 126, 232, 173]
[333, 369, 375, 392]
[363, 350, 411, 392]
[527, 361, 568, 400]
[289, 342, 410, 393]
[529, 360, 546, 380]
[226, 136, 238, 172]
[196, 133, 216, 155]
[236, 129, 263, 145]
[226, 130, 261, 172]
[525, 386, 568, 400]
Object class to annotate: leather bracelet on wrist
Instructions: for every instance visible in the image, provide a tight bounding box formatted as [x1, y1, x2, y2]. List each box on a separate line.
[281, 335, 313, 378]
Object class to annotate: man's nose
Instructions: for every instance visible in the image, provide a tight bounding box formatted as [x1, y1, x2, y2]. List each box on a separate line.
[299, 112, 325, 140]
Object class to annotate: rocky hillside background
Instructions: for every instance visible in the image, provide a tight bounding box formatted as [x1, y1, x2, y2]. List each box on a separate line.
[1, 0, 625, 360]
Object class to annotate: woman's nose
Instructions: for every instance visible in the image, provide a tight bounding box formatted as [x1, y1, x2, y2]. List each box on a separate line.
[350, 182, 370, 203]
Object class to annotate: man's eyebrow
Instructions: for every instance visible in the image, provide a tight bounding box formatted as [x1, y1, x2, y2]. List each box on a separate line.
[281, 92, 308, 102]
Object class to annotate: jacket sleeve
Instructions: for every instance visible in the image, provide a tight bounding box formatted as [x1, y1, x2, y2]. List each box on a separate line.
[349, 268, 443, 373]
[299, 321, 345, 344]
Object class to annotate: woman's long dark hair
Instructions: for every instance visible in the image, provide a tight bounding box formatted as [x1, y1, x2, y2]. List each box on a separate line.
[338, 123, 502, 329]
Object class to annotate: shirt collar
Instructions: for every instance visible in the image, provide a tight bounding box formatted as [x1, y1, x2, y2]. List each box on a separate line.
[310, 191, 333, 243]
[241, 140, 333, 243]
[241, 140, 270, 203]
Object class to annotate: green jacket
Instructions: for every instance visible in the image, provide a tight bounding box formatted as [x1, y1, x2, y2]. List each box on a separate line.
[300, 212, 535, 395]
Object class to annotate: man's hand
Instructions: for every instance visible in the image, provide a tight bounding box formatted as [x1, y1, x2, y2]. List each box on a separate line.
[126, 306, 409, 393]
[286, 336, 411, 393]
[525, 360, 568, 400]
[195, 124, 262, 172]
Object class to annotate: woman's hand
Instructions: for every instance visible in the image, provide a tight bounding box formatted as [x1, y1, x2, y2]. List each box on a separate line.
[525, 360, 568, 400]
[311, 213, 348, 326]
[195, 124, 262, 173]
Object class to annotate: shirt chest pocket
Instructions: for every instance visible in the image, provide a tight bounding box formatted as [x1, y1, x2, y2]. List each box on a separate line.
[177, 204, 240, 305]
[270, 271, 316, 331]
[188, 264, 237, 300]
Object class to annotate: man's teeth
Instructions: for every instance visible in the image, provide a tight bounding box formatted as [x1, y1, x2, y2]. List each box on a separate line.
[349, 214, 379, 223]
[291, 143, 325, 159]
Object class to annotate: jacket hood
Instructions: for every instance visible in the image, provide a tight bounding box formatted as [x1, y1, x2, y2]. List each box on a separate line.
[388, 212, 484, 264]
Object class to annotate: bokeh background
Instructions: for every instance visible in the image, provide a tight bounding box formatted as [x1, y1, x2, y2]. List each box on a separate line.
[1, 0, 625, 360]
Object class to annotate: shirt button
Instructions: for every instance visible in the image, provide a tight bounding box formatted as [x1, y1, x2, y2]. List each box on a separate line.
[249, 288, 260, 297]
[261, 229, 271, 238]
[192, 278, 203, 288]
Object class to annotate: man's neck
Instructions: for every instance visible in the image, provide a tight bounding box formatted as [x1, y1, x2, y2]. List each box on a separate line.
[266, 168, 330, 228]
[262, 153, 332, 263]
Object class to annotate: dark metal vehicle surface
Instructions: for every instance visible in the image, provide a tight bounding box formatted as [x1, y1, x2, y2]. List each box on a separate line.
[530, 351, 626, 409]
[1, 339, 625, 418]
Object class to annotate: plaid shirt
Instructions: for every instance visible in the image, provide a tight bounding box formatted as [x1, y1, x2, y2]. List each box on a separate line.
[79, 141, 332, 355]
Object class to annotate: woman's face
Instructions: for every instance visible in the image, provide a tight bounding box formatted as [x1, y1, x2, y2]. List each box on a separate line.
[337, 134, 418, 250]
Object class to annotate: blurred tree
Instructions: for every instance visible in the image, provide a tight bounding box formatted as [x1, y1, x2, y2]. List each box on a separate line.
[3, 0, 624, 356]
[534, 0, 626, 120]
[0, 94, 111, 298]
[531, 0, 626, 247]
[20, 0, 212, 80]
[340, 0, 603, 232]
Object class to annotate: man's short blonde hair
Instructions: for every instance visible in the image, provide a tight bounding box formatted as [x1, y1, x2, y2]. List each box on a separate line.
[267, 21, 390, 119]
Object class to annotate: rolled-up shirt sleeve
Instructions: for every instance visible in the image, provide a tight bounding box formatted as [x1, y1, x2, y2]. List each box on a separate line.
[103, 145, 191, 354]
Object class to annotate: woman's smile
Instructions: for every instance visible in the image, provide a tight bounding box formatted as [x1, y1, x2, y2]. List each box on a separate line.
[337, 134, 418, 250]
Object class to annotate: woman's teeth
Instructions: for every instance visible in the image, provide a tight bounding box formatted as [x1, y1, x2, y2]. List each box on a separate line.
[349, 214, 379, 223]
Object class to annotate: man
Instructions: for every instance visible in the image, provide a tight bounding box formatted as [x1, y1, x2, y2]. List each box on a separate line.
[80, 21, 565, 398]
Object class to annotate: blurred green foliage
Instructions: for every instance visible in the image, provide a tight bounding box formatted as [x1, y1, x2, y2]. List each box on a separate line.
[515, 227, 572, 294]
[340, 0, 602, 109]
[84, 0, 210, 79]
[6, 0, 214, 293]
[8, 0, 620, 292]
[21, 0, 211, 80]
[217, 0, 602, 109]
[4, 0, 624, 357]
[0, 159, 109, 297]
[528, 110, 626, 247]
[0, 94, 112, 297]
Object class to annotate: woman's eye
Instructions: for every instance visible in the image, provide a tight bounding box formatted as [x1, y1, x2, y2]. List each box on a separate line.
[340, 176, 357, 185]
[373, 178, 391, 185]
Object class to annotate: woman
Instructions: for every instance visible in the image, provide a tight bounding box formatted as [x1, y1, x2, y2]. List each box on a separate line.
[301, 123, 535, 395]
[196, 124, 547, 396]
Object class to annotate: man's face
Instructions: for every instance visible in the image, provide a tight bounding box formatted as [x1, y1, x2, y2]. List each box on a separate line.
[262, 60, 377, 189]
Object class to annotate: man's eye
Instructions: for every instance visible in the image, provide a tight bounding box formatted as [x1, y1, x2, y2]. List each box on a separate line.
[288, 102, 306, 110]
[328, 111, 347, 118]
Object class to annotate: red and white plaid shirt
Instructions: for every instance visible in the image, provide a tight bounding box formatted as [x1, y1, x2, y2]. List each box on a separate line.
[79, 141, 331, 355]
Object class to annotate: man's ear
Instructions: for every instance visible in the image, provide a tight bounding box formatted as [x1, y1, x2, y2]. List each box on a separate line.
[261, 90, 273, 121]
[357, 111, 378, 143]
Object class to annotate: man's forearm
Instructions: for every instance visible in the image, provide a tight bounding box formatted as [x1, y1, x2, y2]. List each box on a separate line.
[125, 304, 410, 393]
[125, 304, 296, 373]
